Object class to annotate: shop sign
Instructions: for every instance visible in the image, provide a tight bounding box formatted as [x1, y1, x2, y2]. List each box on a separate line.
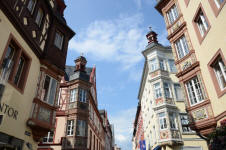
[0, 102, 18, 120]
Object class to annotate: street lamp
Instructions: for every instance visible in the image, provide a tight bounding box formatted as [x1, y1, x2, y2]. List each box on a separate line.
[0, 58, 13, 101]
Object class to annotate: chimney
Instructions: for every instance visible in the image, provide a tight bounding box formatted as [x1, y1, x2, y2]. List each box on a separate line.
[146, 27, 158, 44]
[74, 56, 87, 72]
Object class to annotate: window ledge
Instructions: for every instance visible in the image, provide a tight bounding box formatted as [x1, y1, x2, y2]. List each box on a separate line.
[186, 99, 210, 111]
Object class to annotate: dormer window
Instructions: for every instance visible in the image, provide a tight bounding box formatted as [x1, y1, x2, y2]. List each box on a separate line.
[167, 4, 179, 25]
[27, 0, 36, 13]
[54, 31, 64, 50]
[35, 8, 43, 27]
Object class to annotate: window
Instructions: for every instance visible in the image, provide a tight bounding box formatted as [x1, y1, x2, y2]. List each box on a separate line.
[1, 45, 15, 81]
[54, 31, 64, 50]
[35, 8, 43, 27]
[159, 112, 167, 130]
[149, 58, 158, 72]
[43, 131, 54, 143]
[175, 35, 189, 59]
[42, 75, 58, 105]
[180, 114, 192, 133]
[70, 88, 77, 102]
[174, 84, 184, 101]
[27, 0, 36, 13]
[168, 59, 177, 72]
[214, 0, 225, 8]
[13, 56, 25, 86]
[79, 88, 87, 103]
[154, 82, 162, 99]
[194, 10, 209, 37]
[163, 82, 171, 98]
[159, 59, 166, 71]
[0, 39, 31, 92]
[169, 112, 177, 129]
[212, 57, 226, 90]
[76, 120, 86, 136]
[208, 50, 226, 97]
[67, 120, 74, 136]
[185, 76, 205, 106]
[167, 4, 179, 25]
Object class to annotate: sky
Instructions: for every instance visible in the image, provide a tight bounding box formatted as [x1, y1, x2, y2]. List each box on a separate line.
[64, 0, 169, 149]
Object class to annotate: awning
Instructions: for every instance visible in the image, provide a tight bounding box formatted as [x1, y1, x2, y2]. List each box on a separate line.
[153, 145, 161, 150]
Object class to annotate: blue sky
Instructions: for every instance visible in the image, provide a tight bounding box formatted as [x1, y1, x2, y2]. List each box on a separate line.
[64, 0, 169, 149]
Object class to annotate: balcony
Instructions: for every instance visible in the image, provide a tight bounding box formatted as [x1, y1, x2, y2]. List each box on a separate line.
[27, 98, 57, 141]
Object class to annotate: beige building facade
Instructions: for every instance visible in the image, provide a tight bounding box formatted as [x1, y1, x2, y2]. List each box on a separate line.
[135, 29, 208, 150]
[0, 0, 74, 149]
[155, 0, 226, 139]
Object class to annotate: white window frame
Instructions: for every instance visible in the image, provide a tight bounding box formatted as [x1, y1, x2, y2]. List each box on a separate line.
[196, 11, 209, 37]
[167, 4, 179, 25]
[42, 75, 58, 106]
[159, 59, 166, 71]
[67, 120, 74, 136]
[185, 76, 205, 106]
[169, 112, 177, 130]
[54, 31, 64, 50]
[174, 83, 184, 101]
[79, 88, 87, 103]
[159, 112, 167, 130]
[70, 88, 77, 102]
[149, 58, 158, 72]
[180, 114, 193, 133]
[175, 35, 190, 59]
[168, 59, 177, 72]
[43, 131, 54, 143]
[214, 0, 225, 8]
[213, 57, 226, 90]
[154, 82, 162, 99]
[163, 82, 172, 98]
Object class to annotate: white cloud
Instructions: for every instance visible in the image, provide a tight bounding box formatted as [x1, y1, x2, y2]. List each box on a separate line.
[68, 13, 146, 71]
[109, 108, 136, 150]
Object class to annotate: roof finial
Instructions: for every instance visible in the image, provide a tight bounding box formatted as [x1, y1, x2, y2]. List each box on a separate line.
[81, 52, 84, 57]
[149, 26, 152, 32]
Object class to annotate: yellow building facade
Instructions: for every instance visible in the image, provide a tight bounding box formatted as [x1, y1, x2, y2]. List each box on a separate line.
[155, 0, 226, 141]
[0, 0, 74, 149]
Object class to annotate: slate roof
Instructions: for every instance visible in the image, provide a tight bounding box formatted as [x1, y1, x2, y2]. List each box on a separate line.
[65, 65, 93, 82]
